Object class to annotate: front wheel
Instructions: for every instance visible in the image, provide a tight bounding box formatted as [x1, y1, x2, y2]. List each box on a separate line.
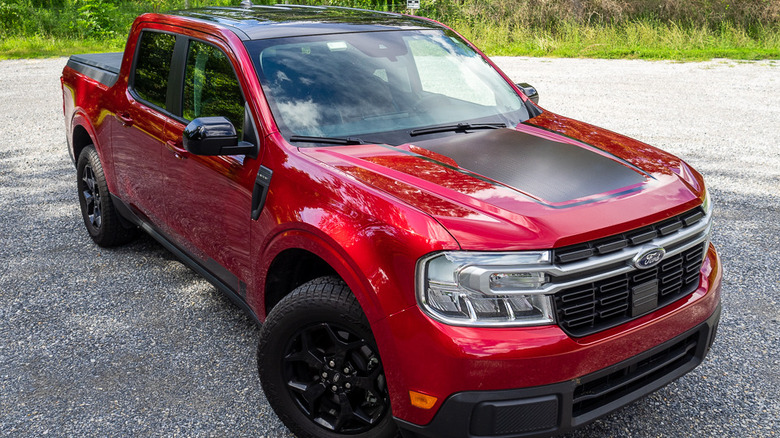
[257, 277, 396, 438]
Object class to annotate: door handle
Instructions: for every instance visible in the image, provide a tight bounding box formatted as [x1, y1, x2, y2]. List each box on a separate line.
[251, 166, 273, 220]
[166, 140, 189, 160]
[117, 112, 134, 127]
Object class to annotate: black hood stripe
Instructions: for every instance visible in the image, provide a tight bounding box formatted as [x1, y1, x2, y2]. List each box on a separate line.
[377, 142, 646, 210]
[520, 121, 654, 179]
[409, 128, 648, 205]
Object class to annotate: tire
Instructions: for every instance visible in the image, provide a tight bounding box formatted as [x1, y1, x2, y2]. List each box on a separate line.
[257, 277, 397, 438]
[76, 146, 136, 247]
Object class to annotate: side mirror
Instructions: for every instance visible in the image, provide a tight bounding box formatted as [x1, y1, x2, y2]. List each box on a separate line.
[516, 82, 539, 104]
[183, 116, 255, 156]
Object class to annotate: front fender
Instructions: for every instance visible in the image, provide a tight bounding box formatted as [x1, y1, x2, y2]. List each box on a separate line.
[247, 140, 459, 324]
[254, 205, 457, 325]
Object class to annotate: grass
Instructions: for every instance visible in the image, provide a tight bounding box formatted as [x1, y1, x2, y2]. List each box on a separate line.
[0, 36, 126, 59]
[458, 20, 780, 61]
[1, 0, 779, 60]
[3, 20, 777, 61]
[0, 0, 234, 60]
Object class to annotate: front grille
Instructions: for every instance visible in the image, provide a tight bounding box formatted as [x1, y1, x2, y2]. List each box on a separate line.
[555, 243, 706, 337]
[547, 206, 711, 338]
[572, 331, 699, 417]
[553, 207, 705, 264]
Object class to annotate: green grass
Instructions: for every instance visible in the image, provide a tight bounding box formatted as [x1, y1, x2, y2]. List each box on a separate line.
[457, 20, 780, 61]
[2, 21, 777, 61]
[1, 0, 779, 60]
[0, 36, 126, 59]
[0, 0, 234, 60]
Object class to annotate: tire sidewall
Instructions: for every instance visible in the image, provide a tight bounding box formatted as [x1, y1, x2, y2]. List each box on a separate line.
[76, 146, 135, 247]
[76, 147, 105, 240]
[257, 283, 396, 438]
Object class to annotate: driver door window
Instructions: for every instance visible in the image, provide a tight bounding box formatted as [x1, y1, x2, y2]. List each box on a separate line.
[183, 40, 245, 137]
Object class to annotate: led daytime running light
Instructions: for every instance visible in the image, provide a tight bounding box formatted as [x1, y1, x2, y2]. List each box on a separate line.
[417, 251, 555, 327]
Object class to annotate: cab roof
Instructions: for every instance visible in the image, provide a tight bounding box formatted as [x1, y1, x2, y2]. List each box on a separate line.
[170, 4, 442, 41]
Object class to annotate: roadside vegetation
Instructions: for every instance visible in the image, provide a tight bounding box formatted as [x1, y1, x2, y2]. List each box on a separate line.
[1, 0, 779, 60]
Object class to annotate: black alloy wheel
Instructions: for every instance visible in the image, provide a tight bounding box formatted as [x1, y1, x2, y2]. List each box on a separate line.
[76, 146, 136, 247]
[284, 321, 388, 433]
[81, 162, 102, 231]
[258, 277, 396, 438]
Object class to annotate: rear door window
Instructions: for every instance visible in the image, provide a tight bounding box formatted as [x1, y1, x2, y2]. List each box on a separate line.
[132, 31, 176, 110]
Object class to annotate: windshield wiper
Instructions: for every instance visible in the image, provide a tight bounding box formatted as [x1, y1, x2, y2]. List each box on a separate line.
[289, 135, 365, 145]
[409, 122, 506, 137]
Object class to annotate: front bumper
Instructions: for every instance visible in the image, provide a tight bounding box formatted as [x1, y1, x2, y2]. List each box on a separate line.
[395, 304, 720, 437]
[374, 244, 721, 434]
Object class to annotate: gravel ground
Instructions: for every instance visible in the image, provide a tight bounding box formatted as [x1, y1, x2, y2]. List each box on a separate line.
[1, 56, 778, 437]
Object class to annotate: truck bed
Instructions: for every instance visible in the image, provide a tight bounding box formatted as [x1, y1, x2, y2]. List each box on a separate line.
[66, 52, 122, 87]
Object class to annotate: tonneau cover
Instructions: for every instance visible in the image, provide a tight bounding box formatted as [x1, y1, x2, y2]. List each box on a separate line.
[67, 52, 123, 87]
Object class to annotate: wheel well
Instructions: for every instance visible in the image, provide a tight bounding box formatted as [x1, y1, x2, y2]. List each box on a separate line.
[264, 249, 338, 315]
[72, 125, 93, 162]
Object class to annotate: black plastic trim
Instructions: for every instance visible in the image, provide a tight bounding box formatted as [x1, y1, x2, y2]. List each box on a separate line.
[167, 34, 261, 158]
[524, 99, 543, 118]
[167, 36, 189, 116]
[111, 194, 261, 325]
[67, 53, 122, 87]
[516, 82, 539, 105]
[553, 206, 706, 264]
[251, 166, 273, 220]
[395, 304, 720, 438]
[554, 242, 706, 338]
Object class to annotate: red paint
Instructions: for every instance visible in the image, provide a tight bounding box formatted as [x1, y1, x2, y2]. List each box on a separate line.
[62, 9, 722, 431]
[378, 245, 721, 425]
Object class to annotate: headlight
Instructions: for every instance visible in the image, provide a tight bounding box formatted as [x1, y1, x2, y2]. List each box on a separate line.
[416, 251, 555, 327]
[702, 189, 712, 216]
[702, 188, 713, 247]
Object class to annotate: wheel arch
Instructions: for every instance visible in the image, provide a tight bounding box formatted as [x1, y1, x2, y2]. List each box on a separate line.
[71, 123, 93, 164]
[263, 247, 339, 314]
[70, 111, 119, 193]
[254, 187, 460, 326]
[256, 225, 408, 326]
[69, 110, 102, 164]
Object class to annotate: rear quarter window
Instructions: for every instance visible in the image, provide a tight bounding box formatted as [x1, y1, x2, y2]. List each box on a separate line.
[132, 31, 176, 109]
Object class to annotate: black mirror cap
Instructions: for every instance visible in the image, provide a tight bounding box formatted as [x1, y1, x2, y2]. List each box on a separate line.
[183, 116, 255, 157]
[516, 82, 539, 104]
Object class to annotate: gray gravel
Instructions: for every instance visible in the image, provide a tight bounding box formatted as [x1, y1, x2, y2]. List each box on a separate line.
[1, 56, 778, 437]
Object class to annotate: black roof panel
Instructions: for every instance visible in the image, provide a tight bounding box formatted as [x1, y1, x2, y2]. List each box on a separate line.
[171, 5, 442, 40]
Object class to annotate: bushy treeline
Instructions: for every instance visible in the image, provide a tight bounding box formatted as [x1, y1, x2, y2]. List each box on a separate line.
[291, 0, 780, 31]
[419, 0, 780, 34]
[0, 0, 233, 38]
[1, 0, 778, 42]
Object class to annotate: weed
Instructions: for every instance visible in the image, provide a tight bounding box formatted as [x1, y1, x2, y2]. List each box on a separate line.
[1, 0, 778, 60]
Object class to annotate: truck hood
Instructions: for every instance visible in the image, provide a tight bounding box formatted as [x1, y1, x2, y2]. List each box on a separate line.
[301, 112, 706, 250]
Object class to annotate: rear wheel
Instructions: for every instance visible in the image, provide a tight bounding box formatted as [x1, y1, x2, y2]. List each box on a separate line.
[76, 146, 135, 247]
[257, 277, 396, 438]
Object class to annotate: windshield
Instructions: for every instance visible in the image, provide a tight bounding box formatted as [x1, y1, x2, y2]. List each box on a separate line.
[246, 29, 529, 145]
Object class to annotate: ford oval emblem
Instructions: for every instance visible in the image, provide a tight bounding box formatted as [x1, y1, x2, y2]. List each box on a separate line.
[633, 246, 666, 269]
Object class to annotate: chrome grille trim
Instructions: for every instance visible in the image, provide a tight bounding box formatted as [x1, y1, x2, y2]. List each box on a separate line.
[498, 210, 711, 297]
[549, 204, 712, 337]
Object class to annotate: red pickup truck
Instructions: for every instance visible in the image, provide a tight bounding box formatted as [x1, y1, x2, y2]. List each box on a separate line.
[61, 5, 721, 438]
